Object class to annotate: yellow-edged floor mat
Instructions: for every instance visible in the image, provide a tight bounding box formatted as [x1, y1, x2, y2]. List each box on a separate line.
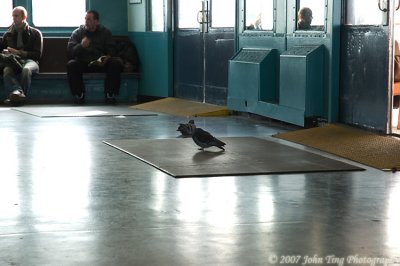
[273, 123, 400, 171]
[131, 97, 230, 117]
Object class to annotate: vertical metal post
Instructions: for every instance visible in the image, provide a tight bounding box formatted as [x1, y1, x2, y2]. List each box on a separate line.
[389, 0, 396, 133]
[198, 0, 209, 33]
[197, 0, 210, 102]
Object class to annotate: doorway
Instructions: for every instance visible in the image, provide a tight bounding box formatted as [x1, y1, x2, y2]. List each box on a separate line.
[340, 0, 391, 132]
[393, 2, 400, 134]
[173, 0, 235, 105]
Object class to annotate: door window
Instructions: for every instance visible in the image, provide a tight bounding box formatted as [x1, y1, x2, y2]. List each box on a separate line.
[178, 0, 235, 29]
[345, 0, 388, 25]
[178, 0, 202, 28]
[211, 0, 235, 28]
[297, 0, 325, 31]
[245, 0, 274, 31]
[150, 0, 164, 31]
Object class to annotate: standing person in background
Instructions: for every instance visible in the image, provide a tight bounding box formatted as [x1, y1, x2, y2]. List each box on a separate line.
[247, 13, 262, 30]
[297, 7, 313, 30]
[67, 10, 123, 105]
[0, 6, 43, 106]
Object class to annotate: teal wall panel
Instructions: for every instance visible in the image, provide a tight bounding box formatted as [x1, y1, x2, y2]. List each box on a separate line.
[129, 32, 172, 98]
[89, 1, 128, 35]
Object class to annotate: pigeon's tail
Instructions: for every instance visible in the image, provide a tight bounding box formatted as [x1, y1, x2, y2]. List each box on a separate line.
[212, 139, 226, 150]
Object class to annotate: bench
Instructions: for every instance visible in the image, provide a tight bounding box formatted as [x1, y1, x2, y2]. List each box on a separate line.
[1, 36, 140, 104]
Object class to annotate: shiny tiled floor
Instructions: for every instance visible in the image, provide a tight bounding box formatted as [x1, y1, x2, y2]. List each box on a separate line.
[1, 105, 400, 266]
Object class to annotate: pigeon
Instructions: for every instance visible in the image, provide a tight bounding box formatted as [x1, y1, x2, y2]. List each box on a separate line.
[177, 119, 196, 137]
[191, 126, 226, 151]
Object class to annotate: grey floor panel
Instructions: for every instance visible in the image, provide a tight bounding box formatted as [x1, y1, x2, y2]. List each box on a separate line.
[104, 137, 364, 177]
[12, 105, 157, 117]
[1, 106, 399, 265]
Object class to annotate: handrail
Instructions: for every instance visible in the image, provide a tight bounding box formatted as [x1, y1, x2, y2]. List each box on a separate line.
[378, 0, 388, 12]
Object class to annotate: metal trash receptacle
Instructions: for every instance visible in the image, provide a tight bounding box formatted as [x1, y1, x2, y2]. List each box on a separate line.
[228, 48, 278, 113]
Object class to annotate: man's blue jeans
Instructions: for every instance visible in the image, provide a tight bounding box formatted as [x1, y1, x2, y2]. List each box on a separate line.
[2, 59, 39, 95]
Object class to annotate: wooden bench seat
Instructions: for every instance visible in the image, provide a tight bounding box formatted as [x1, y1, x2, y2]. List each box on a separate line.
[33, 72, 140, 80]
[1, 36, 140, 104]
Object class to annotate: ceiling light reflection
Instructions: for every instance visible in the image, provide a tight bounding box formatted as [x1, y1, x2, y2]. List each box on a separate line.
[151, 171, 168, 212]
[176, 178, 239, 226]
[176, 179, 205, 223]
[204, 178, 238, 226]
[0, 130, 20, 219]
[31, 125, 91, 224]
[386, 183, 400, 251]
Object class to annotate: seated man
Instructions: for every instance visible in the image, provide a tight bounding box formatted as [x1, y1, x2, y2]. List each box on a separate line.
[0, 6, 43, 106]
[67, 10, 123, 104]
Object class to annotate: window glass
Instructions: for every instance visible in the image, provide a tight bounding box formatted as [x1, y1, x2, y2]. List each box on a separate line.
[150, 0, 164, 31]
[178, 0, 233, 29]
[32, 0, 86, 27]
[395, 7, 400, 43]
[211, 0, 235, 28]
[345, 0, 388, 25]
[178, 0, 200, 28]
[245, 0, 274, 31]
[0, 0, 13, 27]
[297, 0, 325, 31]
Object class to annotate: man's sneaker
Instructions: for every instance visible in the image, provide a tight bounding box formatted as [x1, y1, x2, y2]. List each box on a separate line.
[9, 89, 26, 103]
[73, 93, 85, 105]
[105, 93, 116, 105]
[3, 98, 12, 105]
[3, 97, 25, 107]
[0, 53, 23, 73]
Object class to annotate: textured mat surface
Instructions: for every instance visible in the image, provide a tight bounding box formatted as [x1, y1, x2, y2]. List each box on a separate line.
[132, 97, 230, 117]
[12, 105, 157, 117]
[273, 124, 400, 171]
[104, 137, 363, 178]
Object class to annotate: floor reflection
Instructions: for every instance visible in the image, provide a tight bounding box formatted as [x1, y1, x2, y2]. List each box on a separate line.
[30, 124, 92, 226]
[0, 130, 20, 220]
[1, 106, 399, 265]
[387, 182, 400, 253]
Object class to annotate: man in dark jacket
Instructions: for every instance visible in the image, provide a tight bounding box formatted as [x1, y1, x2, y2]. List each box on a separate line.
[297, 7, 313, 30]
[67, 10, 123, 104]
[0, 6, 43, 106]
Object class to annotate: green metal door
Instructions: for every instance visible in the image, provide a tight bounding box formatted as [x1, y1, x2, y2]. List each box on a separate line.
[174, 0, 235, 105]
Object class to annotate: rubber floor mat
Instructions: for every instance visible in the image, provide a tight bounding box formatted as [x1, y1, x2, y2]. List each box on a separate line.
[273, 123, 400, 171]
[104, 137, 363, 178]
[12, 105, 157, 118]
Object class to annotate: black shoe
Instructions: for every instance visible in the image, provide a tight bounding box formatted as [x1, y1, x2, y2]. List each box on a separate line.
[4, 89, 26, 106]
[3, 98, 25, 107]
[105, 93, 116, 105]
[73, 93, 85, 105]
[9, 89, 26, 102]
